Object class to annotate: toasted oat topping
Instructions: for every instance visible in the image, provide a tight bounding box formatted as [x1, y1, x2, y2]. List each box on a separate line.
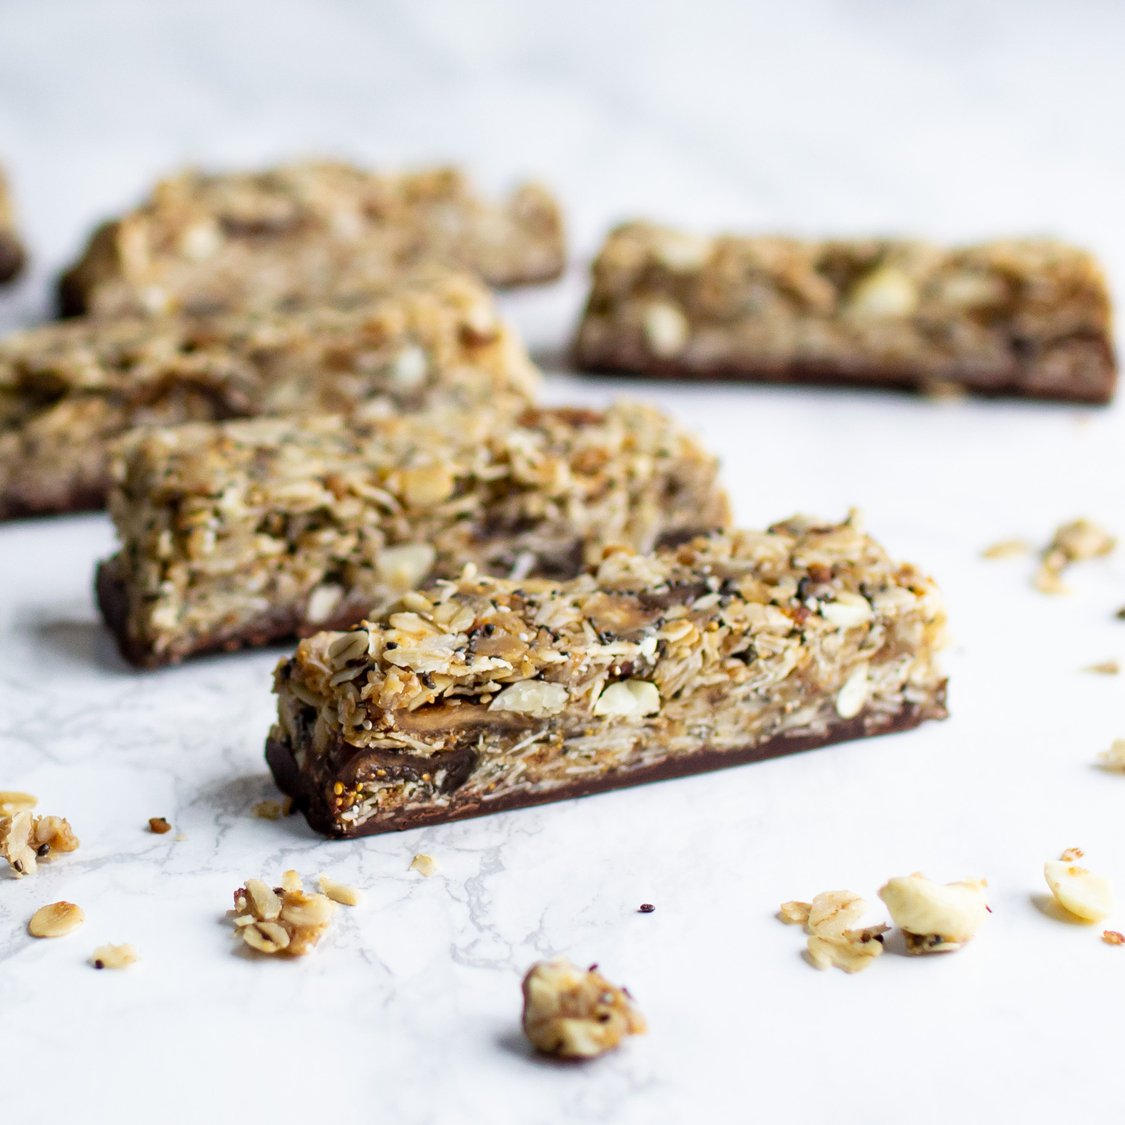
[0, 811, 80, 877]
[410, 854, 438, 877]
[1044, 852, 1113, 921]
[231, 872, 336, 956]
[878, 874, 989, 953]
[60, 163, 565, 318]
[521, 959, 646, 1059]
[27, 901, 85, 938]
[106, 400, 728, 663]
[91, 943, 138, 970]
[1036, 518, 1116, 594]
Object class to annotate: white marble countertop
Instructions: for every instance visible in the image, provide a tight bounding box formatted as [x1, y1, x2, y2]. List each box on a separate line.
[3, 3, 1125, 1122]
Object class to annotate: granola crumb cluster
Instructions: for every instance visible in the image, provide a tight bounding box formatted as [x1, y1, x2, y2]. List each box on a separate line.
[231, 870, 357, 956]
[521, 959, 646, 1059]
[0, 810, 80, 876]
[1035, 518, 1116, 594]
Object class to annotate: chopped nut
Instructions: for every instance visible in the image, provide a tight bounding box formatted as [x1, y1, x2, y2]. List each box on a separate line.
[1044, 854, 1113, 922]
[521, 959, 646, 1059]
[147, 816, 172, 834]
[819, 592, 872, 628]
[91, 943, 138, 970]
[1102, 930, 1125, 945]
[27, 901, 85, 938]
[847, 265, 919, 318]
[410, 853, 438, 877]
[878, 873, 989, 953]
[980, 539, 1031, 560]
[1037, 518, 1116, 594]
[317, 874, 361, 906]
[834, 664, 869, 720]
[778, 900, 812, 926]
[592, 680, 660, 719]
[1097, 739, 1125, 772]
[1082, 660, 1119, 676]
[374, 542, 437, 592]
[489, 680, 569, 718]
[0, 810, 79, 877]
[231, 872, 336, 956]
[0, 791, 37, 817]
[394, 463, 456, 507]
[642, 301, 689, 358]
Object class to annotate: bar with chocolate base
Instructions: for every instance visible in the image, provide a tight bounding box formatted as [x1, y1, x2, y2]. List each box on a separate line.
[0, 270, 536, 519]
[97, 401, 730, 668]
[573, 222, 1115, 403]
[0, 169, 25, 284]
[266, 513, 947, 838]
[59, 163, 565, 317]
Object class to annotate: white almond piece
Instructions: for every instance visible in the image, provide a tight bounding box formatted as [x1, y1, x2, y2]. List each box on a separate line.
[1044, 858, 1114, 922]
[834, 665, 869, 720]
[489, 680, 569, 718]
[878, 873, 989, 953]
[306, 583, 343, 624]
[820, 593, 872, 628]
[389, 344, 429, 389]
[642, 301, 689, 358]
[410, 853, 438, 877]
[593, 680, 661, 719]
[848, 266, 919, 318]
[374, 542, 437, 592]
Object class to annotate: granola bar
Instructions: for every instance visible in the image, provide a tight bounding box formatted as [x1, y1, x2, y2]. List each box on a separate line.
[97, 402, 729, 667]
[59, 163, 565, 317]
[0, 169, 25, 284]
[266, 514, 947, 838]
[0, 271, 536, 519]
[573, 222, 1116, 403]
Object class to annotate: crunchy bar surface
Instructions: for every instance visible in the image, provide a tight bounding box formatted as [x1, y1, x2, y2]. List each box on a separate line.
[266, 514, 947, 838]
[0, 169, 25, 284]
[59, 163, 565, 317]
[98, 401, 729, 667]
[0, 271, 537, 519]
[573, 222, 1116, 402]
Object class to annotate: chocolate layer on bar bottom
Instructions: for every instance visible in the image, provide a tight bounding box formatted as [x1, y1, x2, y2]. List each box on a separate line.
[576, 352, 1116, 405]
[266, 690, 945, 838]
[96, 558, 373, 669]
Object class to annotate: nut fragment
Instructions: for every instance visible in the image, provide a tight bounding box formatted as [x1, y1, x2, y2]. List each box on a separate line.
[1044, 854, 1113, 922]
[410, 853, 438, 877]
[834, 664, 869, 720]
[521, 958, 646, 1059]
[489, 680, 569, 717]
[1097, 739, 1125, 772]
[778, 900, 811, 925]
[147, 816, 172, 834]
[317, 874, 362, 906]
[806, 928, 887, 973]
[1036, 518, 1116, 594]
[980, 539, 1031, 560]
[592, 680, 660, 719]
[1102, 930, 1125, 945]
[1082, 660, 1119, 676]
[91, 943, 137, 969]
[251, 798, 290, 820]
[27, 901, 85, 938]
[374, 542, 437, 591]
[819, 592, 872, 628]
[847, 266, 918, 318]
[878, 873, 989, 953]
[642, 301, 689, 358]
[807, 889, 867, 937]
[782, 889, 888, 972]
[231, 871, 336, 956]
[0, 810, 79, 876]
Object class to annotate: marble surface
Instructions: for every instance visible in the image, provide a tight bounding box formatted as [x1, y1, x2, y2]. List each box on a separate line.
[3, 3, 1125, 1121]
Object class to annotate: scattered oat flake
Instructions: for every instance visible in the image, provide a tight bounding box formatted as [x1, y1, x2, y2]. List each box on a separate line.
[778, 900, 812, 926]
[1097, 740, 1125, 771]
[91, 943, 137, 969]
[317, 874, 361, 906]
[1082, 661, 1120, 676]
[148, 816, 172, 834]
[981, 539, 1031, 560]
[27, 901, 85, 938]
[1102, 930, 1125, 945]
[410, 853, 438, 877]
[1036, 519, 1116, 595]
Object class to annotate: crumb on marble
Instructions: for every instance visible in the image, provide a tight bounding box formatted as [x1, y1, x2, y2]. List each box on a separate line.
[91, 943, 137, 969]
[980, 538, 1031, 560]
[1098, 740, 1125, 772]
[1102, 930, 1125, 945]
[521, 958, 646, 1059]
[1082, 660, 1120, 675]
[148, 816, 172, 834]
[231, 871, 336, 956]
[0, 810, 79, 877]
[252, 798, 292, 820]
[0, 791, 37, 817]
[27, 901, 85, 938]
[410, 853, 438, 877]
[317, 874, 361, 906]
[638, 903, 655, 914]
[1036, 518, 1116, 594]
